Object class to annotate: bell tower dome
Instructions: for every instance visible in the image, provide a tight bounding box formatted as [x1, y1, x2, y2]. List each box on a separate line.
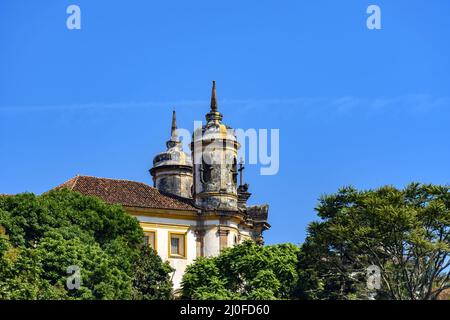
[150, 110, 193, 198]
[191, 81, 240, 211]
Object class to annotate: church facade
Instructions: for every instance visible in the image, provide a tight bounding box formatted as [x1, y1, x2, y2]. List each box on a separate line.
[54, 82, 270, 289]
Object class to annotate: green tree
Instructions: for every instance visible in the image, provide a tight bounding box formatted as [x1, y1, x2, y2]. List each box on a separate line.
[181, 241, 299, 300]
[297, 183, 450, 300]
[132, 246, 174, 300]
[0, 189, 173, 300]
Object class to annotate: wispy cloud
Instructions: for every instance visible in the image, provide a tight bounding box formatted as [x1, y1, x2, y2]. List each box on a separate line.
[224, 95, 450, 117]
[0, 95, 448, 115]
[0, 100, 209, 113]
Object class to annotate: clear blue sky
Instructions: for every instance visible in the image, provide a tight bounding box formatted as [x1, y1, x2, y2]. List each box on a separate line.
[1, 1, 449, 245]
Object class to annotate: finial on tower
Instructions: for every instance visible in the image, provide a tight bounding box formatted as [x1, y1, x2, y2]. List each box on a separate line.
[210, 80, 218, 112]
[166, 109, 181, 149]
[171, 109, 178, 141]
[206, 80, 223, 122]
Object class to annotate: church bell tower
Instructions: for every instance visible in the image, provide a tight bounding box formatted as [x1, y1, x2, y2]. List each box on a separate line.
[191, 81, 240, 211]
[150, 110, 193, 198]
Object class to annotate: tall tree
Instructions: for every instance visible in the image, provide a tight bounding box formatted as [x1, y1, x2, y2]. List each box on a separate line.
[132, 246, 174, 300]
[181, 241, 299, 300]
[0, 190, 173, 300]
[298, 183, 450, 300]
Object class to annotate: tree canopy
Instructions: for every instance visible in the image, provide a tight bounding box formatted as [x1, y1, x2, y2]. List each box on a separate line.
[2, 183, 448, 300]
[181, 240, 300, 300]
[298, 183, 450, 300]
[0, 189, 173, 300]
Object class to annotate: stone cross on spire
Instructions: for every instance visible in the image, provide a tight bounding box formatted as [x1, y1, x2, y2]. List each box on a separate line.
[238, 157, 245, 186]
[237, 156, 251, 207]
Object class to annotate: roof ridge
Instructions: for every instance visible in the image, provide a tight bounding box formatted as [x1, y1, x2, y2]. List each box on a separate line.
[76, 175, 154, 186]
[70, 174, 81, 191]
[52, 175, 79, 191]
[52, 175, 197, 211]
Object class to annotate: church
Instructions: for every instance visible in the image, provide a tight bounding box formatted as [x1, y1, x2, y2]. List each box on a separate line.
[53, 82, 270, 289]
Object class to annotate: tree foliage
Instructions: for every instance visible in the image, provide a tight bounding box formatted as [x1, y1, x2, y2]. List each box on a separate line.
[181, 241, 299, 300]
[0, 189, 173, 300]
[132, 246, 173, 300]
[298, 183, 450, 300]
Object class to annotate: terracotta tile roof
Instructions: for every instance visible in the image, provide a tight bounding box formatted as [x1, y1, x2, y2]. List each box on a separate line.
[54, 175, 197, 211]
